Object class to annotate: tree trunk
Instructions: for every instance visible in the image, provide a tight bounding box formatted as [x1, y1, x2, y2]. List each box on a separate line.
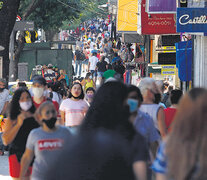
[10, 0, 44, 81]
[0, 0, 20, 80]
[45, 30, 57, 42]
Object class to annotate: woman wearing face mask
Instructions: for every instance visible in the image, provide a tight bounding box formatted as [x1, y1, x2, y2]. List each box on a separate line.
[20, 101, 71, 180]
[2, 88, 39, 180]
[81, 72, 96, 92]
[59, 82, 89, 135]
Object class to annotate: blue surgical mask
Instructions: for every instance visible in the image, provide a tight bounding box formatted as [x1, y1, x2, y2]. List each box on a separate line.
[127, 99, 138, 113]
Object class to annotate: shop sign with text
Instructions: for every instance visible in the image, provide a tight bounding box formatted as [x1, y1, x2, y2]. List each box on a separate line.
[147, 0, 176, 14]
[177, 8, 207, 32]
[139, 0, 176, 34]
[161, 65, 176, 76]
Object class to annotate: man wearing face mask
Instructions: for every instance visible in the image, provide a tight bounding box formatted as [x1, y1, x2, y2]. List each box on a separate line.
[139, 78, 167, 138]
[31, 76, 59, 112]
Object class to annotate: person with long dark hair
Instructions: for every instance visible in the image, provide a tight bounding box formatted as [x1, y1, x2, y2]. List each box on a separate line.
[59, 82, 89, 135]
[81, 81, 149, 180]
[2, 88, 40, 180]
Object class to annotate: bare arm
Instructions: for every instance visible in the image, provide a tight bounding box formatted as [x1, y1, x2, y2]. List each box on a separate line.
[60, 110, 65, 126]
[20, 148, 34, 178]
[2, 113, 26, 146]
[88, 61, 90, 71]
[1, 101, 9, 115]
[157, 108, 167, 138]
[156, 173, 167, 180]
[133, 161, 147, 180]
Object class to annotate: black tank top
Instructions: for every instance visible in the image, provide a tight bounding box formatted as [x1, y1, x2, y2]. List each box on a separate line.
[9, 117, 40, 162]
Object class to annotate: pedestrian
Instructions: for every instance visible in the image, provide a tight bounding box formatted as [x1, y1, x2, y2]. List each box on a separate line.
[2, 88, 40, 180]
[164, 89, 183, 133]
[139, 77, 167, 138]
[81, 72, 96, 92]
[74, 46, 83, 77]
[30, 76, 59, 113]
[19, 101, 71, 180]
[81, 81, 149, 180]
[0, 78, 10, 155]
[43, 64, 56, 83]
[57, 69, 69, 86]
[59, 82, 89, 135]
[152, 88, 207, 180]
[96, 56, 108, 85]
[127, 85, 160, 180]
[85, 87, 95, 105]
[127, 85, 160, 155]
[88, 51, 99, 83]
[45, 130, 134, 180]
[0, 78, 10, 117]
[112, 59, 125, 79]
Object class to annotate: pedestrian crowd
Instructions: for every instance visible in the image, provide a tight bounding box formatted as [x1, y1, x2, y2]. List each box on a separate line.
[0, 74, 207, 180]
[0, 18, 207, 180]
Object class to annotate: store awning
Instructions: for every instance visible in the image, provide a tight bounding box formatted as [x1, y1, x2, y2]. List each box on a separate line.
[122, 33, 144, 43]
[148, 63, 161, 73]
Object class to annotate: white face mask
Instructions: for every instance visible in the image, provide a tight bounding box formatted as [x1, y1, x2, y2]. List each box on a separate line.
[33, 87, 44, 98]
[19, 101, 32, 111]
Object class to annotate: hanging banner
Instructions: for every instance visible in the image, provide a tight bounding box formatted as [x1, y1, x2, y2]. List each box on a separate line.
[175, 41, 192, 81]
[117, 0, 138, 32]
[147, 0, 176, 14]
[177, 8, 207, 33]
[139, 0, 176, 34]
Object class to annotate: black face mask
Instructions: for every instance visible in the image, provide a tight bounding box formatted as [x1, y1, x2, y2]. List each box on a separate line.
[42, 117, 57, 129]
[71, 94, 81, 99]
[0, 88, 4, 92]
[154, 93, 161, 104]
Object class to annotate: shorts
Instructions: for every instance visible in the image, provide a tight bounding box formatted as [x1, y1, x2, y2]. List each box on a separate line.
[90, 70, 97, 77]
[83, 59, 89, 65]
[97, 72, 104, 78]
[9, 154, 32, 178]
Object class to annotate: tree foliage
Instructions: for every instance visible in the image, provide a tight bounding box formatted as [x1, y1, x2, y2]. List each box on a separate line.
[63, 0, 108, 30]
[18, 0, 82, 31]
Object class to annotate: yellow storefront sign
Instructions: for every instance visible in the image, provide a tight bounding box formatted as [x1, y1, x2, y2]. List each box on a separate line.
[117, 0, 138, 32]
[161, 65, 176, 76]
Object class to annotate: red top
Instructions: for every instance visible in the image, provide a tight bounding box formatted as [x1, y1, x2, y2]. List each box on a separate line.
[32, 97, 59, 113]
[164, 108, 177, 133]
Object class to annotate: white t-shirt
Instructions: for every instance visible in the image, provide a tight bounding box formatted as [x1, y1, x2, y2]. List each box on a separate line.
[59, 98, 89, 126]
[89, 56, 99, 71]
[0, 89, 10, 114]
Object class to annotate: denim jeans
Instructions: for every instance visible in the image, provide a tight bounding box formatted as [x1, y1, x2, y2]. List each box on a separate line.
[75, 60, 82, 76]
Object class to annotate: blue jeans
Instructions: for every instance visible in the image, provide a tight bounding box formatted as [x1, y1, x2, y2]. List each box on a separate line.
[75, 60, 82, 76]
